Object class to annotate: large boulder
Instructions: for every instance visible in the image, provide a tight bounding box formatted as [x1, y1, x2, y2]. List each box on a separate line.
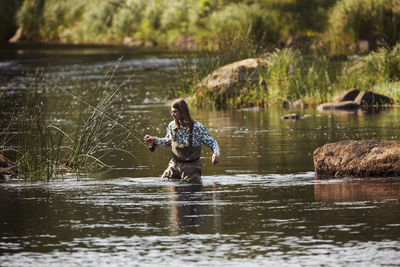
[314, 140, 400, 178]
[195, 58, 268, 101]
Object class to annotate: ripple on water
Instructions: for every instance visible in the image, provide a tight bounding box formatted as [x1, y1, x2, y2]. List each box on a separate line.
[1, 173, 400, 266]
[1, 236, 400, 267]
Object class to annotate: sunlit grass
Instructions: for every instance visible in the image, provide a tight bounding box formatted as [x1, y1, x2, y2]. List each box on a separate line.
[178, 47, 400, 108]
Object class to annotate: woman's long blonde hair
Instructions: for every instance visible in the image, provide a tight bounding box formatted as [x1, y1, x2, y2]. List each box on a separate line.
[171, 99, 194, 131]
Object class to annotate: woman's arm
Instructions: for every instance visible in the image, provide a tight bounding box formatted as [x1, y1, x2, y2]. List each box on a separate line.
[145, 121, 174, 148]
[197, 123, 220, 162]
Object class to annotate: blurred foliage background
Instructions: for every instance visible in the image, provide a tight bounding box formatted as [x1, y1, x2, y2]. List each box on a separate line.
[1, 0, 399, 53]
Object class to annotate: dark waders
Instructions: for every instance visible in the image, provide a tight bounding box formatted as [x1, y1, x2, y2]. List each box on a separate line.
[161, 129, 201, 183]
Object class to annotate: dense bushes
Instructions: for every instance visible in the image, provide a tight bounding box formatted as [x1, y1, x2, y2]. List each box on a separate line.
[6, 0, 400, 50]
[329, 0, 400, 47]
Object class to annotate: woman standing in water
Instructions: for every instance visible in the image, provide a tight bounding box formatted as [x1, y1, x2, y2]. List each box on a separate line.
[144, 99, 220, 183]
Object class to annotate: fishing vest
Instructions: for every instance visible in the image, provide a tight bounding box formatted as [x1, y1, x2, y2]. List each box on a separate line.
[172, 128, 201, 162]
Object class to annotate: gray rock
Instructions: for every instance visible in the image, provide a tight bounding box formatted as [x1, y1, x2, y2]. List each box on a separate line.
[195, 58, 268, 97]
[314, 140, 400, 178]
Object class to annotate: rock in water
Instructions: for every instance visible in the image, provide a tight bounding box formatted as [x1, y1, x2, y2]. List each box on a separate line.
[317, 101, 360, 111]
[313, 140, 400, 178]
[0, 154, 18, 181]
[281, 113, 300, 120]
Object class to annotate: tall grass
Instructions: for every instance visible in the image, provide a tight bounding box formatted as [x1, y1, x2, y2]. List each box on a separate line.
[0, 92, 20, 157]
[62, 59, 135, 171]
[14, 69, 64, 181]
[341, 47, 400, 100]
[1, 60, 136, 182]
[266, 49, 340, 103]
[329, 0, 400, 48]
[179, 47, 400, 108]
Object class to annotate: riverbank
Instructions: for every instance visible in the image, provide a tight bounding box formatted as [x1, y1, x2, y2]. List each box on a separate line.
[177, 46, 400, 108]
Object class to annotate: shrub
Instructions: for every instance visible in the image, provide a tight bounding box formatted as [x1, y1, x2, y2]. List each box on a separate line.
[265, 49, 334, 103]
[329, 0, 400, 47]
[336, 47, 400, 97]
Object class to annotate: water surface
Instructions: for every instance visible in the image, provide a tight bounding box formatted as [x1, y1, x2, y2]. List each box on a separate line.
[1, 44, 400, 266]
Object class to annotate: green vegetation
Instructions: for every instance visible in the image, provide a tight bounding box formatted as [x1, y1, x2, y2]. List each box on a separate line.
[0, 61, 135, 182]
[328, 0, 400, 48]
[15, 70, 64, 181]
[10, 0, 334, 46]
[342, 47, 400, 100]
[4, 0, 397, 52]
[179, 46, 400, 108]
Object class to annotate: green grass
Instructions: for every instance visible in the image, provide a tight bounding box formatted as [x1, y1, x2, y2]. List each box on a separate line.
[178, 47, 400, 108]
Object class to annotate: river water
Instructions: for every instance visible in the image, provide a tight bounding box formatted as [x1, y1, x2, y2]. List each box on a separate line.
[1, 44, 400, 266]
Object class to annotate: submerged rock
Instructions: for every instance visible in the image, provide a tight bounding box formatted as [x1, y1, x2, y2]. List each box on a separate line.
[314, 140, 400, 178]
[281, 113, 301, 120]
[317, 101, 360, 111]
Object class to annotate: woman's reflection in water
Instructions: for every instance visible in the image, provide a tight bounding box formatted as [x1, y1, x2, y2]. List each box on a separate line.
[168, 183, 203, 235]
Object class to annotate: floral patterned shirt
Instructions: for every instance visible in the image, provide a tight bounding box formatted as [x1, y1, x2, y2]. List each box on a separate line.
[155, 121, 220, 155]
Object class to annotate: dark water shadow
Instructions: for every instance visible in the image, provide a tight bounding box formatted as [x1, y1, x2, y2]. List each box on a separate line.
[317, 106, 392, 117]
[166, 183, 204, 235]
[314, 178, 400, 202]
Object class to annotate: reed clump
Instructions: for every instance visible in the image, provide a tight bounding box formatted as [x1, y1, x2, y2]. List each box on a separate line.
[12, 69, 64, 181]
[1, 60, 135, 182]
[62, 59, 135, 171]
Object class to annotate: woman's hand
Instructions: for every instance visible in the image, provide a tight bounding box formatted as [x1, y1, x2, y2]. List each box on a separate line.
[212, 154, 220, 165]
[144, 135, 155, 143]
